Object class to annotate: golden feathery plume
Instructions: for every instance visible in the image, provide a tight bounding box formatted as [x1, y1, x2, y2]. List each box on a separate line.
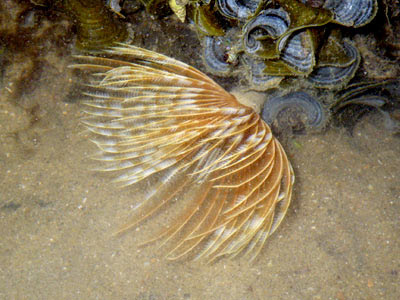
[70, 44, 294, 262]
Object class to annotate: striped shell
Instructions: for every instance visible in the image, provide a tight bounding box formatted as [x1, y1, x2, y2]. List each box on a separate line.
[262, 91, 326, 133]
[322, 0, 378, 27]
[202, 34, 236, 76]
[71, 44, 294, 262]
[242, 54, 283, 91]
[307, 40, 360, 88]
[300, 0, 378, 27]
[216, 0, 262, 20]
[243, 9, 290, 59]
[280, 30, 316, 75]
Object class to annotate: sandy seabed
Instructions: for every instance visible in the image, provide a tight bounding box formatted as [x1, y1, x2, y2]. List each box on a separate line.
[0, 42, 399, 300]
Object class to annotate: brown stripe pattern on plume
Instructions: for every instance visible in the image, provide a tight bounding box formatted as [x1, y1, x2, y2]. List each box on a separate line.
[71, 44, 294, 262]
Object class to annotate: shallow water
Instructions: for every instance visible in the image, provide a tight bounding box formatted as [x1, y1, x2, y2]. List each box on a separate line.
[1, 14, 400, 300]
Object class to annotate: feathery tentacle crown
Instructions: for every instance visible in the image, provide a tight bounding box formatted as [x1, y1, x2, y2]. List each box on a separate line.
[71, 44, 294, 262]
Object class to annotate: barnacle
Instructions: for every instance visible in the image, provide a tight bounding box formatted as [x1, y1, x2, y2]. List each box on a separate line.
[202, 35, 233, 75]
[308, 39, 360, 88]
[63, 0, 128, 51]
[216, 0, 264, 20]
[242, 55, 283, 90]
[330, 81, 398, 130]
[242, 8, 290, 59]
[266, 29, 317, 76]
[262, 91, 326, 133]
[317, 0, 378, 27]
[202, 28, 240, 76]
[71, 44, 294, 262]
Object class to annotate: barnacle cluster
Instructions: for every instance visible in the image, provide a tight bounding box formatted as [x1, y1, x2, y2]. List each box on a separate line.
[261, 80, 400, 133]
[158, 0, 378, 91]
[136, 0, 400, 133]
